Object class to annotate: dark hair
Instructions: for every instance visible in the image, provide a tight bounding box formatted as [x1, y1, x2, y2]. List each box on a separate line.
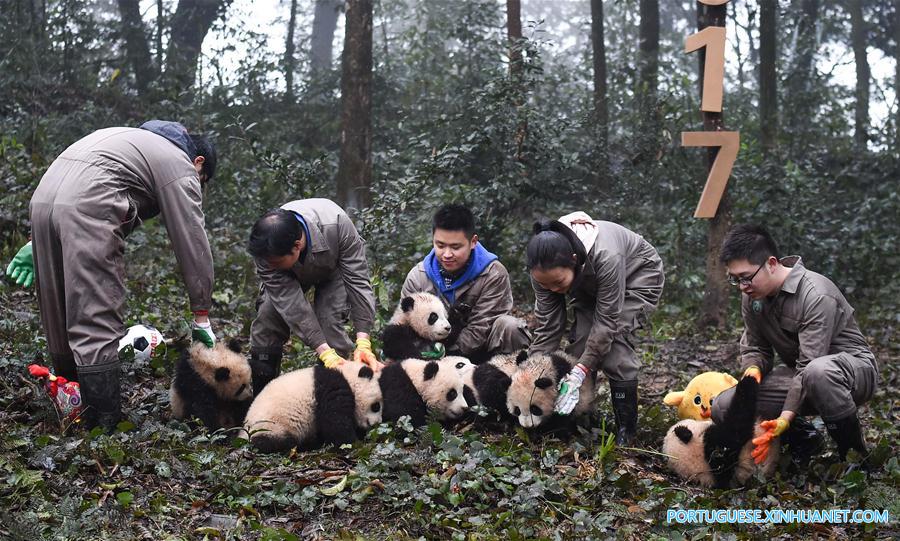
[248, 209, 303, 258]
[525, 219, 587, 270]
[432, 204, 475, 238]
[191, 135, 217, 181]
[719, 224, 780, 265]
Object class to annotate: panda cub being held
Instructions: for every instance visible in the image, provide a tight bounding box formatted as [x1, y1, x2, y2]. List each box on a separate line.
[379, 359, 469, 426]
[244, 361, 383, 453]
[662, 375, 779, 488]
[506, 351, 598, 429]
[445, 352, 520, 418]
[381, 292, 452, 361]
[170, 341, 254, 431]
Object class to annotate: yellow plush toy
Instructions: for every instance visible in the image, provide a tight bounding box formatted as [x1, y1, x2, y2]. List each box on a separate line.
[663, 371, 738, 420]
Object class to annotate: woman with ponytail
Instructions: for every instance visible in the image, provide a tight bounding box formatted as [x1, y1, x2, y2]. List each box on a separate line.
[526, 212, 664, 445]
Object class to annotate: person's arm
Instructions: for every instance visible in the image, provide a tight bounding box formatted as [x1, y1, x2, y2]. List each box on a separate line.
[529, 277, 566, 354]
[578, 253, 626, 371]
[156, 175, 213, 314]
[335, 213, 376, 336]
[453, 263, 514, 355]
[256, 259, 328, 350]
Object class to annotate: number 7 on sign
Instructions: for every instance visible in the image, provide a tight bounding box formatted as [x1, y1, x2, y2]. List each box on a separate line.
[682, 131, 740, 218]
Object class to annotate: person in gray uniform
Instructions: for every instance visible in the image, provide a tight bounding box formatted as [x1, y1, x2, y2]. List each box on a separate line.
[6, 120, 218, 430]
[526, 212, 664, 445]
[246, 199, 379, 394]
[712, 224, 878, 463]
[401, 204, 530, 363]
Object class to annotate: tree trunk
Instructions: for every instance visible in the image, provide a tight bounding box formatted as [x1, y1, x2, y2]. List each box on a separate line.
[311, 0, 342, 73]
[591, 0, 608, 156]
[848, 0, 869, 151]
[785, 0, 818, 156]
[284, 0, 298, 104]
[696, 1, 731, 331]
[117, 0, 156, 93]
[638, 0, 659, 148]
[335, 0, 373, 211]
[896, 0, 900, 150]
[165, 0, 230, 93]
[758, 0, 777, 152]
[156, 0, 164, 68]
[507, 0, 527, 163]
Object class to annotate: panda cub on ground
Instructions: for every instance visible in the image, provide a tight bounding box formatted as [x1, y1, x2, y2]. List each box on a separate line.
[170, 341, 255, 431]
[244, 361, 383, 453]
[506, 351, 598, 429]
[379, 359, 469, 426]
[662, 375, 779, 488]
[445, 352, 521, 417]
[381, 292, 452, 361]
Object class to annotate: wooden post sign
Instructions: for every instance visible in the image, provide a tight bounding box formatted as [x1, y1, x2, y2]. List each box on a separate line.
[683, 0, 739, 219]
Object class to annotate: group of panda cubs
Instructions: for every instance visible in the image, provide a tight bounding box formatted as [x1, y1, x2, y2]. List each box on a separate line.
[171, 291, 772, 488]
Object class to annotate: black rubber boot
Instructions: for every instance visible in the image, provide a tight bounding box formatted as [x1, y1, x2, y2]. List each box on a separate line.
[249, 346, 283, 395]
[50, 353, 78, 382]
[780, 416, 825, 462]
[825, 413, 867, 460]
[76, 361, 122, 432]
[609, 381, 639, 446]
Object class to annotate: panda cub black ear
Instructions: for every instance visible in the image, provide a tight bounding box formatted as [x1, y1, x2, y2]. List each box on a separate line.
[358, 366, 374, 379]
[515, 350, 529, 365]
[226, 339, 242, 354]
[423, 361, 439, 381]
[535, 377, 553, 389]
[401, 296, 415, 313]
[674, 425, 693, 444]
[215, 367, 231, 381]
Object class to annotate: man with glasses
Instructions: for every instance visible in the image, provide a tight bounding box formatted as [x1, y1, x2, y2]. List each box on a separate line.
[712, 224, 878, 464]
[4, 120, 218, 431]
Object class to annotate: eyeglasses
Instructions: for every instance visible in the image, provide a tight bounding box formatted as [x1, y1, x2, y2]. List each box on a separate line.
[727, 262, 765, 286]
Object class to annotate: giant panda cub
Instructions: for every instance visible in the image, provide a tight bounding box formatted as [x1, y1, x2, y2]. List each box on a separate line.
[381, 292, 452, 362]
[445, 352, 521, 417]
[244, 361, 383, 453]
[506, 351, 598, 429]
[662, 375, 779, 488]
[379, 359, 469, 426]
[170, 341, 255, 431]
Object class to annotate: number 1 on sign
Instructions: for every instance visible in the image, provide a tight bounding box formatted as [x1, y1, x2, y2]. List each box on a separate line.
[682, 131, 740, 218]
[685, 26, 726, 113]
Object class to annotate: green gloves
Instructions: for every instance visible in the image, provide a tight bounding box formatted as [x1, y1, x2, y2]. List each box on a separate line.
[191, 320, 216, 348]
[6, 241, 34, 288]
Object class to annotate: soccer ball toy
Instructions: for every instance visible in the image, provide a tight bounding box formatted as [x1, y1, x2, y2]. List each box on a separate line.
[118, 324, 165, 361]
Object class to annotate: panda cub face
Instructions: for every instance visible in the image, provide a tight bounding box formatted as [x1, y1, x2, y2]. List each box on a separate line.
[411, 360, 469, 420]
[392, 292, 452, 341]
[190, 343, 254, 403]
[506, 351, 570, 428]
[336, 361, 383, 429]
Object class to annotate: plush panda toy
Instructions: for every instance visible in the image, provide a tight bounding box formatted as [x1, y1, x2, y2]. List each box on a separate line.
[379, 359, 469, 426]
[449, 352, 521, 417]
[244, 361, 383, 453]
[170, 341, 254, 431]
[381, 292, 452, 361]
[506, 351, 598, 429]
[662, 375, 779, 488]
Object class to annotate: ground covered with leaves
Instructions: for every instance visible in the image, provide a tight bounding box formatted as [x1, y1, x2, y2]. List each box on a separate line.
[0, 224, 897, 541]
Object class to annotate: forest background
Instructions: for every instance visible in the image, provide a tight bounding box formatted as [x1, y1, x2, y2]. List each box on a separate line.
[0, 0, 898, 539]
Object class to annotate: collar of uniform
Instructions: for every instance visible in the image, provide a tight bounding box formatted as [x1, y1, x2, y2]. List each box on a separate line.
[779, 255, 805, 295]
[297, 212, 330, 254]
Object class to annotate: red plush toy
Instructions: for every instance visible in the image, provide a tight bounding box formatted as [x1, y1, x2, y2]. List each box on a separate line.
[28, 364, 82, 422]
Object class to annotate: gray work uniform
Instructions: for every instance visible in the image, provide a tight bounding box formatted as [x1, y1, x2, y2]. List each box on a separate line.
[250, 199, 375, 358]
[29, 127, 213, 372]
[529, 221, 664, 382]
[401, 258, 530, 356]
[712, 257, 878, 424]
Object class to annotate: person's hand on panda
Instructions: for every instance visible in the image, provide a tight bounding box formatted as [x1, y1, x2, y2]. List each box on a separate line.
[554, 363, 590, 415]
[352, 333, 384, 371]
[191, 311, 216, 348]
[751, 411, 794, 464]
[317, 343, 347, 369]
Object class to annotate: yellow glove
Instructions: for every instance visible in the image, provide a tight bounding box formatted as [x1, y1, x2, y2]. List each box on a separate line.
[751, 417, 789, 464]
[319, 348, 346, 369]
[743, 365, 762, 383]
[352, 338, 383, 370]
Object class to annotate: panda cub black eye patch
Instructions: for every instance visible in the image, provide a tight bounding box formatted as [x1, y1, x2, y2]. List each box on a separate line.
[446, 389, 457, 402]
[428, 313, 439, 325]
[530, 405, 543, 416]
[513, 406, 521, 416]
[371, 402, 381, 412]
